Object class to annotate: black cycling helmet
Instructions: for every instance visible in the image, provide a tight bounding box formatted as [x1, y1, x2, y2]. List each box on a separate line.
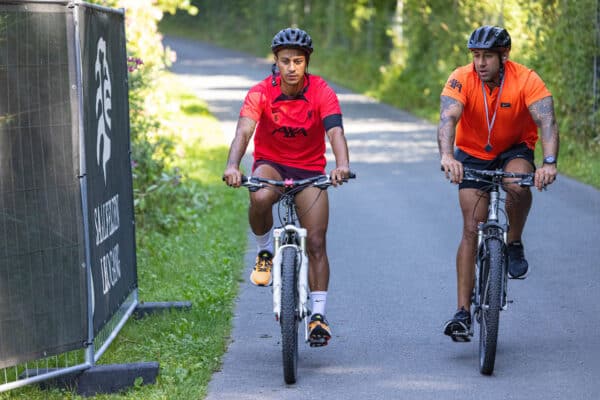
[467, 26, 511, 50]
[271, 28, 313, 55]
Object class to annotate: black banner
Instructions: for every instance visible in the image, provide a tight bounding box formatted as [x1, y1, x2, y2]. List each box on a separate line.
[78, 5, 137, 335]
[0, 3, 87, 368]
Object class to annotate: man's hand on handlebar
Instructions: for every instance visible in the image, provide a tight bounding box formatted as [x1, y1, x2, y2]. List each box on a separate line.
[329, 166, 351, 187]
[534, 163, 557, 191]
[223, 166, 243, 188]
[440, 154, 463, 184]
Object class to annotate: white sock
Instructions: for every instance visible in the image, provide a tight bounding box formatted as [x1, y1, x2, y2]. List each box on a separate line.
[310, 291, 327, 316]
[253, 229, 273, 255]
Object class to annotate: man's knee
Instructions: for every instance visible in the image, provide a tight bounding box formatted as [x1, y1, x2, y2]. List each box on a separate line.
[504, 186, 532, 206]
[461, 227, 479, 244]
[306, 233, 327, 257]
[250, 191, 277, 210]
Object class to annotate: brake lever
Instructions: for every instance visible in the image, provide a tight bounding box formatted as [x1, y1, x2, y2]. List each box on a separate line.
[314, 176, 332, 189]
[518, 175, 534, 187]
[243, 176, 265, 192]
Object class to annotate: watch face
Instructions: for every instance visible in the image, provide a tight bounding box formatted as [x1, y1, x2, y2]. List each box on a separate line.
[544, 156, 556, 164]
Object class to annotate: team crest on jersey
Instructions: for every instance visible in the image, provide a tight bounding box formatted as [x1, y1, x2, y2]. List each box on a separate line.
[448, 78, 463, 93]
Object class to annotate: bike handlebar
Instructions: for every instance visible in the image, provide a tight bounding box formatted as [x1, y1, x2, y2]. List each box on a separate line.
[240, 172, 356, 192]
[462, 168, 535, 187]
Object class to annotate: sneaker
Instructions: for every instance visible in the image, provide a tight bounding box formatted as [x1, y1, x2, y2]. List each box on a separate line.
[308, 313, 331, 347]
[507, 241, 529, 279]
[250, 250, 273, 286]
[443, 307, 471, 342]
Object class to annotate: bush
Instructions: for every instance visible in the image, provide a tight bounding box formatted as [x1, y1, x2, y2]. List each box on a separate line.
[91, 0, 199, 232]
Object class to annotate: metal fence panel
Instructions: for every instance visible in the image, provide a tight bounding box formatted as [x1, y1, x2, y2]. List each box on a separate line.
[0, 2, 87, 369]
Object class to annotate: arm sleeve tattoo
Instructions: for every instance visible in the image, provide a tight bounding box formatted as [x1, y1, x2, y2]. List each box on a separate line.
[437, 96, 463, 156]
[528, 96, 559, 154]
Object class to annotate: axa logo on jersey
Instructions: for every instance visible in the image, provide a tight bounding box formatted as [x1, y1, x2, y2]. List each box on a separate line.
[271, 126, 308, 138]
[95, 37, 112, 185]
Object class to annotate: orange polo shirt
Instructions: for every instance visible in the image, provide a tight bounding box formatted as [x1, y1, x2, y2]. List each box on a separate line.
[441, 60, 552, 160]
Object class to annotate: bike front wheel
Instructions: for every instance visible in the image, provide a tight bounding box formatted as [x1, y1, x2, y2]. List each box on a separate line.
[280, 246, 299, 384]
[478, 236, 505, 375]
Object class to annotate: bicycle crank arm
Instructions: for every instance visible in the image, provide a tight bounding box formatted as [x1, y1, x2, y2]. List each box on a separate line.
[502, 299, 513, 311]
[304, 317, 309, 343]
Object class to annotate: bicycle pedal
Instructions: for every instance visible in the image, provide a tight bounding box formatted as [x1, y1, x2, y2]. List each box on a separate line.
[309, 337, 329, 347]
[450, 331, 471, 343]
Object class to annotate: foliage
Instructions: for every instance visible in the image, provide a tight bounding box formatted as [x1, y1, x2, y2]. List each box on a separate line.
[89, 0, 201, 232]
[161, 0, 600, 187]
[531, 0, 599, 144]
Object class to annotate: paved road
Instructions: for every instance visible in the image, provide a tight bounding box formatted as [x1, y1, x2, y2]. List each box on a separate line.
[164, 36, 600, 400]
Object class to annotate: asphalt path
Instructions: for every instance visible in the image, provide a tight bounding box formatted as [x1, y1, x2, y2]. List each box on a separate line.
[164, 36, 600, 400]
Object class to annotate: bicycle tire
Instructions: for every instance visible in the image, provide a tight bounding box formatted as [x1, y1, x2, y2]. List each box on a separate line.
[280, 246, 299, 384]
[478, 236, 504, 375]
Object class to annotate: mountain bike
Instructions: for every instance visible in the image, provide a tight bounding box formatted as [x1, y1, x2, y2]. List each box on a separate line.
[240, 173, 355, 384]
[461, 167, 537, 375]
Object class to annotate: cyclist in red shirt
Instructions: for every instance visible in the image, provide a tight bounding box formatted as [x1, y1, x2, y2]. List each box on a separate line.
[437, 26, 559, 341]
[223, 28, 350, 346]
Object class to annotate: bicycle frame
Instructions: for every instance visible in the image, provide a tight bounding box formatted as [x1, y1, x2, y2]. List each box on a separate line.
[473, 181, 509, 326]
[237, 173, 354, 383]
[239, 174, 354, 342]
[463, 168, 535, 375]
[471, 169, 534, 315]
[271, 201, 311, 341]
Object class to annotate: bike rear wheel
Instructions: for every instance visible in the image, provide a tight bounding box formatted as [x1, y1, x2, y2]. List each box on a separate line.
[280, 246, 299, 384]
[478, 236, 505, 375]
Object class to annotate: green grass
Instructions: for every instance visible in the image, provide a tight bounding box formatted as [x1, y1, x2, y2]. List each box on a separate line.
[553, 139, 600, 188]
[0, 74, 249, 399]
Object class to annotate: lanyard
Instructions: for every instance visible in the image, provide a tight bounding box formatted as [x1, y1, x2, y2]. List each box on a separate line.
[481, 77, 505, 152]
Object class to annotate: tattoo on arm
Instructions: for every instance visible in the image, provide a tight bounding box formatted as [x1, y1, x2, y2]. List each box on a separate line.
[529, 96, 559, 155]
[437, 96, 463, 156]
[529, 96, 556, 128]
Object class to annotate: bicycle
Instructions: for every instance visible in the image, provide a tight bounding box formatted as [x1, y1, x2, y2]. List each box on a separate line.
[459, 167, 537, 375]
[240, 173, 355, 384]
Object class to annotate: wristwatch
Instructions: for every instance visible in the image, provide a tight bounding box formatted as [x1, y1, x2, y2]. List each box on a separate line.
[543, 155, 557, 165]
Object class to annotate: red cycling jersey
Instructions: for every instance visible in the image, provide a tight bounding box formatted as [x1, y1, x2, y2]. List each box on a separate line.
[240, 74, 342, 172]
[441, 60, 551, 160]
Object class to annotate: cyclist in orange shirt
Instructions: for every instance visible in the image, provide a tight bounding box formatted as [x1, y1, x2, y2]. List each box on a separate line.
[438, 26, 559, 341]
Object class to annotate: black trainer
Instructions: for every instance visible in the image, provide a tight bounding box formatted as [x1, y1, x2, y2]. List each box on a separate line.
[443, 307, 471, 342]
[507, 241, 529, 279]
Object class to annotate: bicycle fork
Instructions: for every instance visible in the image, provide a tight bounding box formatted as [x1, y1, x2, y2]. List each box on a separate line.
[272, 225, 310, 327]
[475, 224, 510, 321]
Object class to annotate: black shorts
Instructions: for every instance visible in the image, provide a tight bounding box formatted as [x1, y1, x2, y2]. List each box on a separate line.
[252, 159, 324, 180]
[455, 143, 535, 191]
